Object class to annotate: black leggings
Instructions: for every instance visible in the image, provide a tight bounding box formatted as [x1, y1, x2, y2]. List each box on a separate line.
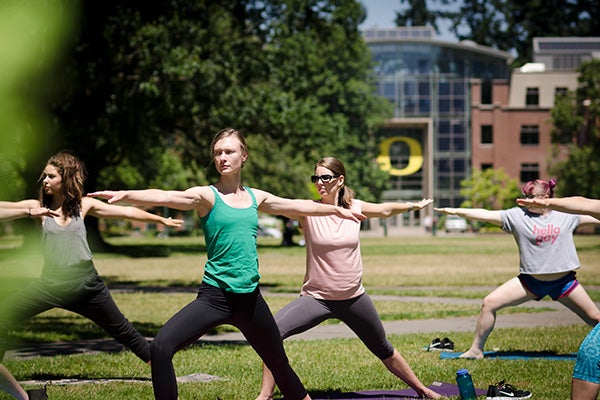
[150, 282, 307, 400]
[0, 268, 150, 362]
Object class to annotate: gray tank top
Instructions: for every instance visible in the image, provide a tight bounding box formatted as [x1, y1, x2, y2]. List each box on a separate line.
[42, 215, 94, 280]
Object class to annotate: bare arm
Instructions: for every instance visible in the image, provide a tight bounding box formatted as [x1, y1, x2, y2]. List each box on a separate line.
[83, 197, 184, 227]
[578, 215, 600, 226]
[88, 187, 212, 212]
[361, 198, 433, 219]
[517, 196, 600, 220]
[253, 189, 366, 222]
[434, 207, 503, 226]
[0, 200, 59, 221]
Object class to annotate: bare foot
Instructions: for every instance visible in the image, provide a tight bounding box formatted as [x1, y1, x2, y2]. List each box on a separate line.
[419, 388, 442, 398]
[458, 350, 484, 360]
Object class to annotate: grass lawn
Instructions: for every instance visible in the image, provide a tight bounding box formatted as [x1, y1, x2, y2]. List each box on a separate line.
[0, 232, 598, 399]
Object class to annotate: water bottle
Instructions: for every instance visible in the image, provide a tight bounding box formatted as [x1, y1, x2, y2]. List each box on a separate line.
[456, 368, 477, 400]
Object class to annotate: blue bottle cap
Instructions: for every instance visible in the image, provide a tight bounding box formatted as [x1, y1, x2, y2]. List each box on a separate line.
[457, 368, 469, 375]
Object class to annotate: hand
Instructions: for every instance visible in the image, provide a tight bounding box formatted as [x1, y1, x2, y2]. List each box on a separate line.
[162, 217, 184, 227]
[414, 198, 433, 210]
[87, 190, 125, 204]
[30, 207, 60, 218]
[516, 198, 547, 208]
[433, 207, 455, 215]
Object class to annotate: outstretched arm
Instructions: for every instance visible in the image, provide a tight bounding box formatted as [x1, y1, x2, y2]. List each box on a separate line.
[517, 196, 600, 220]
[253, 189, 366, 222]
[83, 197, 184, 227]
[0, 200, 59, 221]
[361, 198, 433, 219]
[434, 207, 503, 226]
[88, 186, 212, 212]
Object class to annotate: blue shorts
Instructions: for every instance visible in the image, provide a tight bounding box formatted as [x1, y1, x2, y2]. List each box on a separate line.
[518, 271, 579, 301]
[573, 324, 600, 384]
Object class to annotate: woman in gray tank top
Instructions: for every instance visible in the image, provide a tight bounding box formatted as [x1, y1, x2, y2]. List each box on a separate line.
[0, 151, 183, 375]
[435, 179, 600, 360]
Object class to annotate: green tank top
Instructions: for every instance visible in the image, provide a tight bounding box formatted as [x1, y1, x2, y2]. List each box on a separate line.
[200, 186, 260, 293]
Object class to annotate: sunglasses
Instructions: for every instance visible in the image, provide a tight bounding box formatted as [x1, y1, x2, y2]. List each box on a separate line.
[310, 174, 340, 183]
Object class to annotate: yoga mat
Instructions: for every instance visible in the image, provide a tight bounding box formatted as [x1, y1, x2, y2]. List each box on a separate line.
[440, 350, 577, 361]
[308, 381, 487, 399]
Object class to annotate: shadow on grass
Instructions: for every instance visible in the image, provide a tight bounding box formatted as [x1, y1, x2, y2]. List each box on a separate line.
[481, 349, 577, 360]
[103, 280, 201, 292]
[22, 372, 152, 382]
[10, 316, 239, 346]
[92, 241, 296, 257]
[94, 243, 203, 258]
[7, 326, 249, 359]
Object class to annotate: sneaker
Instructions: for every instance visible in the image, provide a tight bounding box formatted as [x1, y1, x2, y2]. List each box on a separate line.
[425, 337, 454, 351]
[440, 337, 454, 351]
[427, 338, 442, 350]
[486, 380, 531, 400]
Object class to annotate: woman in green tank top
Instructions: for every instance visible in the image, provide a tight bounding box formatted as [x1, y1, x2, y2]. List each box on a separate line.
[90, 128, 365, 400]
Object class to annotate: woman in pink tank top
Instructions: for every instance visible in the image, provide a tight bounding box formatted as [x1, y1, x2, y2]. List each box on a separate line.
[256, 157, 439, 400]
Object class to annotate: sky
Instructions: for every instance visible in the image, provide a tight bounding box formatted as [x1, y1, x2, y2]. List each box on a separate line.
[358, 0, 457, 42]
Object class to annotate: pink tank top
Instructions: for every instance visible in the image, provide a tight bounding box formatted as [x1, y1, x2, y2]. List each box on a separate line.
[300, 200, 365, 300]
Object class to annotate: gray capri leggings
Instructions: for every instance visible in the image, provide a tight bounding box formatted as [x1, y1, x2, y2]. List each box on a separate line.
[275, 293, 395, 360]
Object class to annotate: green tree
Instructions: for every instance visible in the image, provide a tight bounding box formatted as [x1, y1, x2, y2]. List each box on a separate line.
[47, 0, 390, 203]
[394, 0, 452, 33]
[459, 168, 521, 210]
[396, 0, 600, 67]
[549, 59, 600, 199]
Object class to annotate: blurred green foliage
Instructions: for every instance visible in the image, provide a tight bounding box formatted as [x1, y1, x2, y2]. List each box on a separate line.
[0, 0, 77, 200]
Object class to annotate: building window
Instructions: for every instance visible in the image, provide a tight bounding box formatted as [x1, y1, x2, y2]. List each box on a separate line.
[526, 87, 539, 106]
[520, 125, 539, 145]
[555, 87, 568, 97]
[481, 125, 493, 144]
[520, 163, 539, 182]
[481, 163, 493, 170]
[481, 79, 492, 104]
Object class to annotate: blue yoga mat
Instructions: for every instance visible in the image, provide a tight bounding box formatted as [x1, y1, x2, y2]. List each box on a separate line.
[440, 350, 577, 360]
[307, 381, 487, 399]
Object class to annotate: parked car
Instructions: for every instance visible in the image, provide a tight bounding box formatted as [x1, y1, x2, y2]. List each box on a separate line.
[444, 215, 468, 233]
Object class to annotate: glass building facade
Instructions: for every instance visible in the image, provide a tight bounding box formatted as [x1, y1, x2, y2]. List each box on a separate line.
[364, 27, 512, 213]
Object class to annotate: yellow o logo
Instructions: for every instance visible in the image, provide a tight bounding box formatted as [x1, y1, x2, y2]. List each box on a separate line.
[376, 136, 423, 176]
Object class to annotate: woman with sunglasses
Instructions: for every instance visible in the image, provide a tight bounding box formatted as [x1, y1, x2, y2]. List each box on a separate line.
[435, 179, 600, 360]
[256, 156, 440, 400]
[517, 195, 600, 400]
[89, 129, 366, 400]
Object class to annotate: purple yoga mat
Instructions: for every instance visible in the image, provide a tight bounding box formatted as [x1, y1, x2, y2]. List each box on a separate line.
[309, 381, 487, 399]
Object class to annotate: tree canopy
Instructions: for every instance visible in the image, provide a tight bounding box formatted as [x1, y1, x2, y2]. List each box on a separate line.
[38, 0, 391, 203]
[549, 59, 600, 199]
[395, 0, 600, 66]
[459, 168, 521, 210]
